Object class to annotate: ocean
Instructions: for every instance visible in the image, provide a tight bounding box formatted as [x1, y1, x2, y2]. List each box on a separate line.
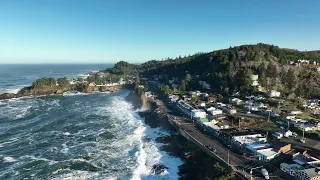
[0, 64, 182, 180]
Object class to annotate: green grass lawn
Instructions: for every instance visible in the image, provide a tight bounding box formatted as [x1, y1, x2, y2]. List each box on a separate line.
[252, 120, 281, 131]
[262, 121, 282, 131]
[296, 113, 318, 121]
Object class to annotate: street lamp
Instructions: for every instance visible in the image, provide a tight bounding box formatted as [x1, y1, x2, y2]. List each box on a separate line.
[250, 166, 263, 180]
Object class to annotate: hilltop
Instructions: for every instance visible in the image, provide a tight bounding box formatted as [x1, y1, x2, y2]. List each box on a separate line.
[107, 43, 320, 99]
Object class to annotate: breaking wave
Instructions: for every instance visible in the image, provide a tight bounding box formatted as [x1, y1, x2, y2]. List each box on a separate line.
[0, 90, 182, 179]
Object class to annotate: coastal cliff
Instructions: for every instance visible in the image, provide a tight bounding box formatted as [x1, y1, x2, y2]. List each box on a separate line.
[0, 85, 122, 100]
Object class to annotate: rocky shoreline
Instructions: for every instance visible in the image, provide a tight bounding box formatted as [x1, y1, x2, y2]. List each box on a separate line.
[0, 85, 123, 100]
[126, 91, 236, 180]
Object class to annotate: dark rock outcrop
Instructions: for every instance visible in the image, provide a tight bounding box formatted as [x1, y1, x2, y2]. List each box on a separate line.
[0, 85, 122, 100]
[150, 164, 169, 175]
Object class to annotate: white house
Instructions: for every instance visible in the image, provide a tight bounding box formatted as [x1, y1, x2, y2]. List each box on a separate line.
[299, 124, 317, 132]
[206, 107, 216, 112]
[287, 110, 303, 115]
[191, 109, 207, 119]
[256, 148, 279, 161]
[282, 129, 293, 137]
[246, 144, 279, 162]
[198, 101, 206, 107]
[232, 133, 267, 146]
[251, 74, 259, 86]
[230, 98, 243, 105]
[210, 109, 223, 116]
[267, 90, 281, 97]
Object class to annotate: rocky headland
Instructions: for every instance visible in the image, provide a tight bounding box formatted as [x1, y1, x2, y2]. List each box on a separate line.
[0, 84, 123, 100]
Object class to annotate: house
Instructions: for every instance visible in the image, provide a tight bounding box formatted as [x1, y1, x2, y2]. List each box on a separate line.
[89, 82, 95, 87]
[214, 102, 226, 108]
[230, 98, 243, 105]
[188, 91, 202, 97]
[168, 94, 179, 102]
[296, 168, 320, 180]
[282, 129, 293, 137]
[266, 90, 281, 97]
[198, 101, 206, 107]
[222, 106, 237, 114]
[280, 163, 304, 177]
[251, 74, 259, 86]
[273, 142, 292, 153]
[298, 59, 310, 64]
[209, 109, 223, 116]
[256, 148, 280, 161]
[191, 109, 207, 119]
[231, 132, 267, 146]
[299, 124, 317, 132]
[293, 150, 320, 166]
[207, 96, 216, 103]
[206, 107, 216, 112]
[286, 110, 303, 115]
[317, 122, 320, 131]
[246, 144, 279, 161]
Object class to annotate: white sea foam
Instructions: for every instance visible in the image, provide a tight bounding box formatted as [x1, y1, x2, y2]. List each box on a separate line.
[102, 95, 182, 180]
[61, 143, 69, 154]
[63, 92, 88, 96]
[1, 84, 29, 94]
[0, 98, 36, 120]
[63, 132, 71, 136]
[51, 170, 103, 180]
[3, 156, 18, 163]
[20, 155, 58, 165]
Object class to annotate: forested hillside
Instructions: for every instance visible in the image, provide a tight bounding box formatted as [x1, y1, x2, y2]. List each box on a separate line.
[107, 43, 320, 99]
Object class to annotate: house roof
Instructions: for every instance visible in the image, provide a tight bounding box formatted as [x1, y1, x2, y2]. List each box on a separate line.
[258, 148, 279, 157]
[304, 168, 320, 178]
[281, 163, 304, 170]
[229, 131, 260, 137]
[199, 118, 209, 123]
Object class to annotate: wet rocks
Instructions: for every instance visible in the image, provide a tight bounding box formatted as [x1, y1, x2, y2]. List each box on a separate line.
[150, 163, 169, 175]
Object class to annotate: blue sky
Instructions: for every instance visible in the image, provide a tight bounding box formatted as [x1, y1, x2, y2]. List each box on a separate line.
[0, 0, 319, 64]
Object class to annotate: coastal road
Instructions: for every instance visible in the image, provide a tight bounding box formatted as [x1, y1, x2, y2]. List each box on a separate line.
[168, 115, 245, 166]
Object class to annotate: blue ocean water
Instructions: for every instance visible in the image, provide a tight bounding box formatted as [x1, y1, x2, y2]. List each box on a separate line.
[0, 64, 182, 180]
[0, 64, 111, 94]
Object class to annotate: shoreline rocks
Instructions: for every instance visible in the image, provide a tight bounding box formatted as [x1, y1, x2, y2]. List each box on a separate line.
[0, 85, 123, 100]
[127, 96, 236, 180]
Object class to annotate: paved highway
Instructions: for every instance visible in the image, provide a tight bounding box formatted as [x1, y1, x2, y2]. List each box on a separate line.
[168, 114, 245, 166]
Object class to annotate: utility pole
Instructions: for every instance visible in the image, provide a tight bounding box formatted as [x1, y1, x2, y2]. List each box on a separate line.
[268, 108, 272, 122]
[228, 150, 230, 165]
[239, 118, 241, 129]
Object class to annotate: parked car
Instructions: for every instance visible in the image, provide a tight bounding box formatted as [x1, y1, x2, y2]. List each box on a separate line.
[292, 132, 298, 137]
[204, 145, 217, 153]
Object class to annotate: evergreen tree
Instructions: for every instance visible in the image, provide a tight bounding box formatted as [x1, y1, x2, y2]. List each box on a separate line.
[285, 69, 297, 90]
[237, 69, 253, 93]
[185, 74, 192, 83]
[266, 63, 278, 78]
